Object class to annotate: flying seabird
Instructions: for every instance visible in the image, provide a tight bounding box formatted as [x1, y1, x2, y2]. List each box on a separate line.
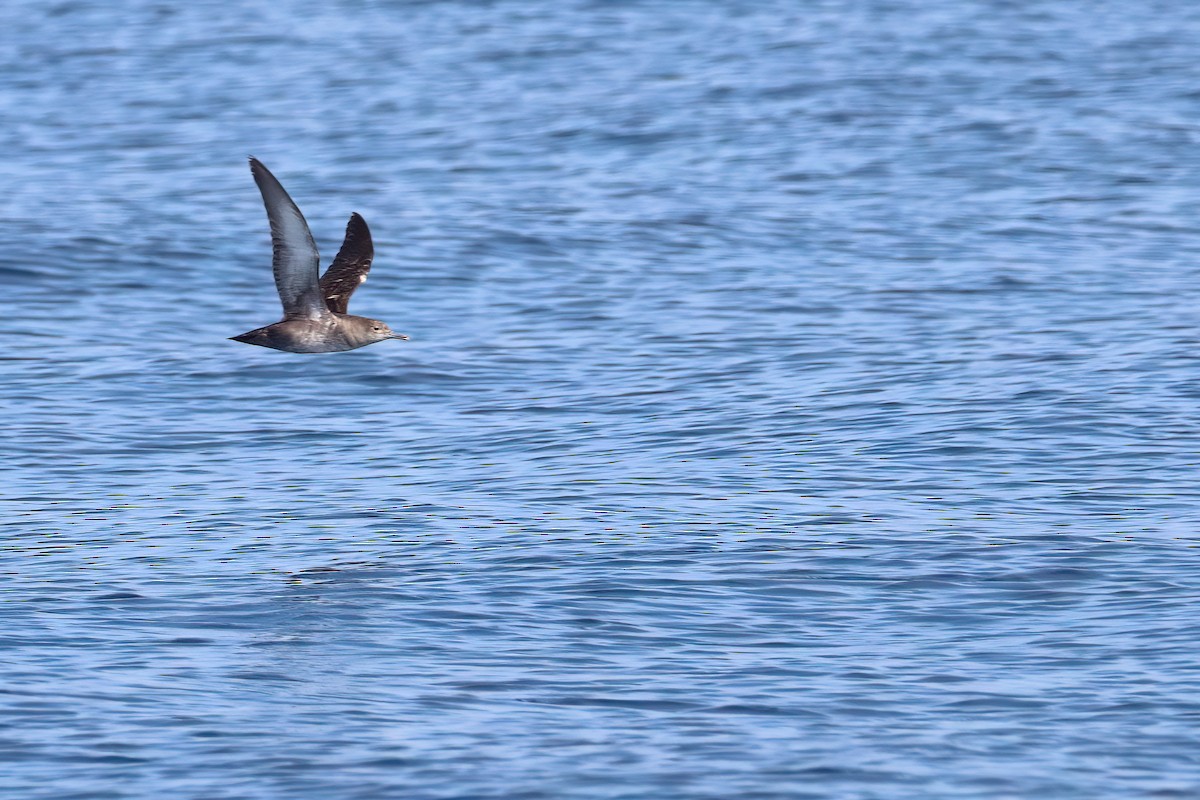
[231, 157, 408, 353]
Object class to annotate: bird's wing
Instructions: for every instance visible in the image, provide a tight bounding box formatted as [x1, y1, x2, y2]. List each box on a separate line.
[320, 212, 374, 314]
[248, 158, 329, 320]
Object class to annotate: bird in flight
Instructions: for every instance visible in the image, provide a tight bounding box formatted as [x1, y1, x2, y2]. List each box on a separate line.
[231, 158, 408, 353]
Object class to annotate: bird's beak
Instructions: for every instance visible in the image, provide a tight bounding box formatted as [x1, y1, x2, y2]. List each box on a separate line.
[389, 333, 410, 341]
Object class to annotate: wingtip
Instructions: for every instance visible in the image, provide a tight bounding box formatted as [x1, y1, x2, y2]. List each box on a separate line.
[343, 211, 371, 238]
[247, 157, 281, 192]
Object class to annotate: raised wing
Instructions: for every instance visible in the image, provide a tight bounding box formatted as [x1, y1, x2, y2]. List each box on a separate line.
[248, 158, 328, 320]
[320, 212, 374, 314]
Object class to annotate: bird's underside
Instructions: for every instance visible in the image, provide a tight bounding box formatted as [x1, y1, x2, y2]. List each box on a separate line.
[230, 313, 384, 353]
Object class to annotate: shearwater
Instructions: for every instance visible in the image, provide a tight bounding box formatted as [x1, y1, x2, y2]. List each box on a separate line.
[231, 158, 408, 353]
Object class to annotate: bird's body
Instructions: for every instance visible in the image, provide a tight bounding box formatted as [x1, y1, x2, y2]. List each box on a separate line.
[232, 158, 407, 353]
[231, 313, 395, 353]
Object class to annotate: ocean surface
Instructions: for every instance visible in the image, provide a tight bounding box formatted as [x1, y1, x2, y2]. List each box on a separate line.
[3, 1, 1200, 797]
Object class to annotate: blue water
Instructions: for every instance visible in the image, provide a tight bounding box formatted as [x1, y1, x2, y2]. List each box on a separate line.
[4, 1, 1200, 797]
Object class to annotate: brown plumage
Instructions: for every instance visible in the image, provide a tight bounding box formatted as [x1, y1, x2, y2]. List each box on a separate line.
[320, 212, 374, 315]
[231, 158, 408, 354]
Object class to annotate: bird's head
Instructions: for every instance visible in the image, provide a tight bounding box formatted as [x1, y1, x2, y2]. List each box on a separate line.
[365, 320, 409, 343]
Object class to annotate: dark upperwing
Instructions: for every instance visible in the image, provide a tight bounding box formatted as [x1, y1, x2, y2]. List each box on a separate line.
[320, 212, 374, 314]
